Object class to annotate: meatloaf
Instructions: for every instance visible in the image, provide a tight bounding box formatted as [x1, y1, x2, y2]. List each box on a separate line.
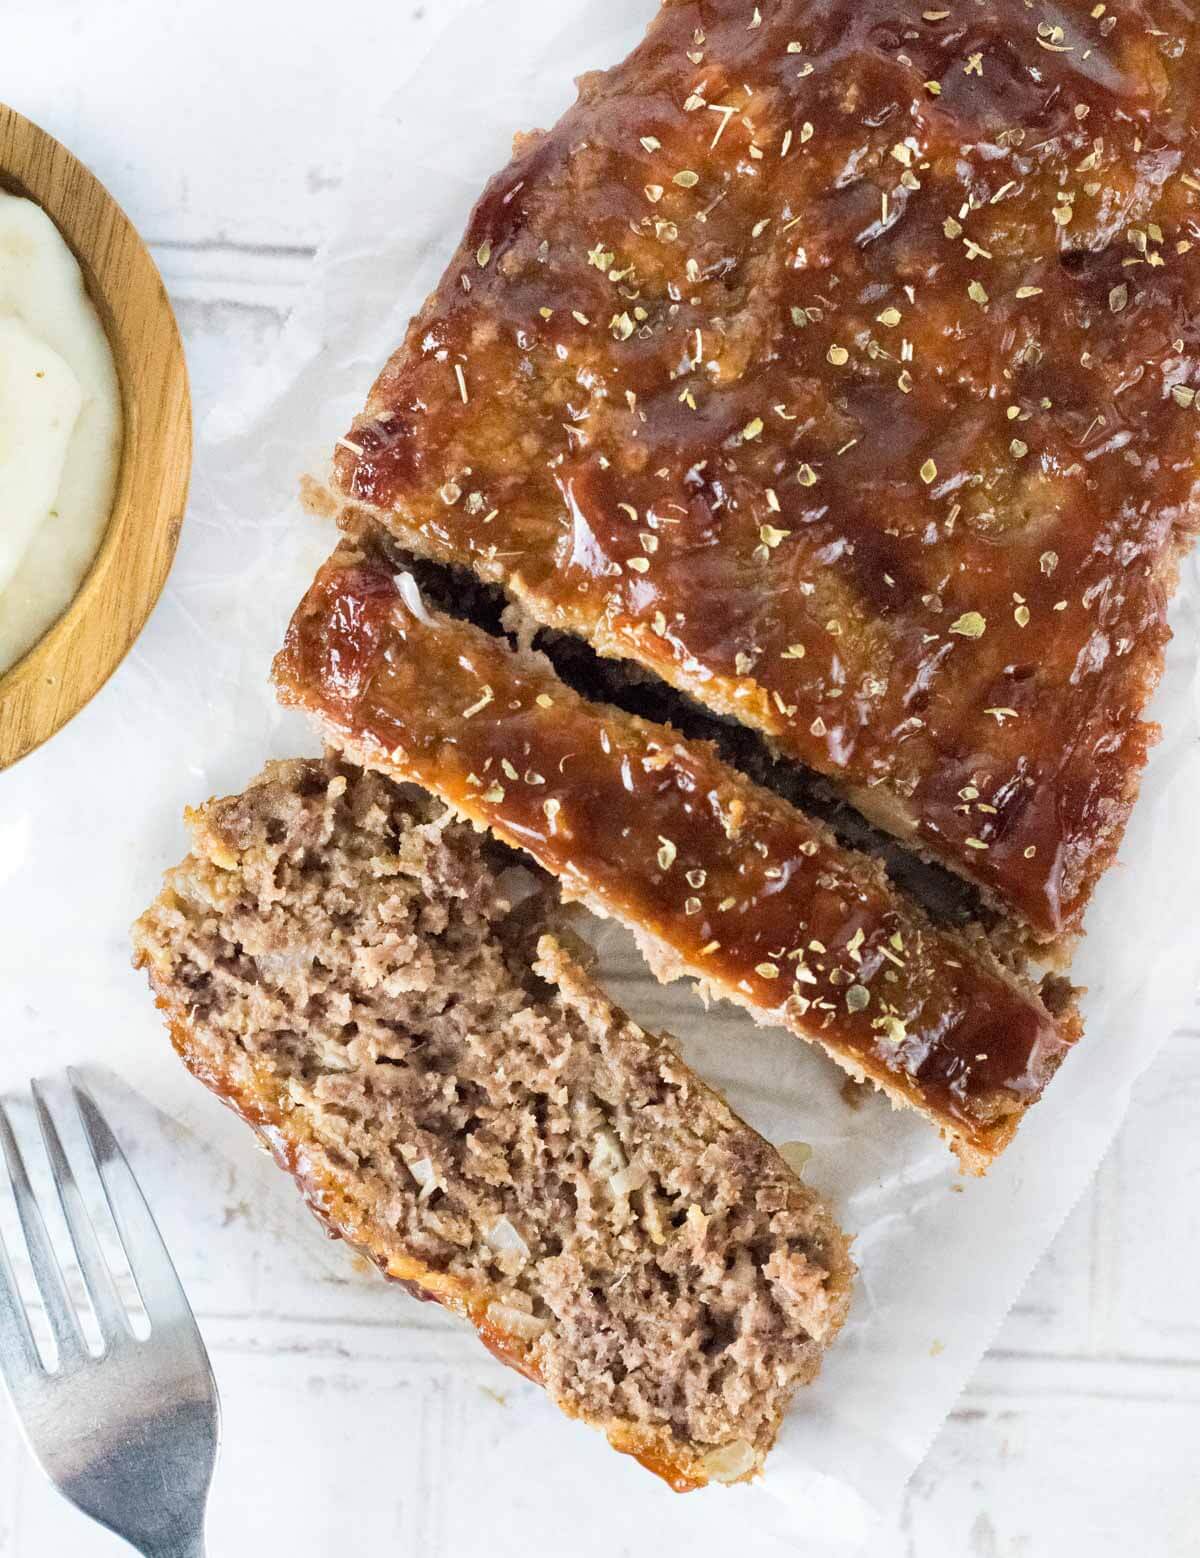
[329, 0, 1200, 957]
[132, 756, 853, 1490]
[274, 544, 1081, 1171]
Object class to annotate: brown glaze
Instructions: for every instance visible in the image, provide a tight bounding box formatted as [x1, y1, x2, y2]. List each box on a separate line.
[626, 1445, 706, 1496]
[333, 0, 1200, 947]
[275, 549, 1081, 1166]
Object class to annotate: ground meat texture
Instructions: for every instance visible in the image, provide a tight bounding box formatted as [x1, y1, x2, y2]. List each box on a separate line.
[133, 756, 853, 1491]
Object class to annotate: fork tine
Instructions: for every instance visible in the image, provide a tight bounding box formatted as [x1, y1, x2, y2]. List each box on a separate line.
[66, 1072, 199, 1333]
[0, 1102, 86, 1368]
[0, 1210, 41, 1386]
[30, 1082, 131, 1349]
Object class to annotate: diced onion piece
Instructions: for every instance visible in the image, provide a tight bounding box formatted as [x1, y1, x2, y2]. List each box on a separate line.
[397, 571, 434, 626]
[485, 1216, 531, 1266]
[699, 1439, 759, 1484]
[778, 1140, 813, 1175]
[609, 1161, 649, 1198]
[640, 1192, 668, 1246]
[406, 1156, 439, 1202]
[493, 863, 541, 909]
[590, 1128, 627, 1179]
[485, 1301, 549, 1341]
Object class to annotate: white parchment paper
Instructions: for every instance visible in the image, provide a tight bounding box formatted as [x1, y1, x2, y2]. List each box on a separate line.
[2, 2, 1198, 1548]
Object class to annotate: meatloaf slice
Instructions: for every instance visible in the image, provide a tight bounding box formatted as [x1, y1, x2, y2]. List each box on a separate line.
[132, 756, 853, 1491]
[273, 544, 1081, 1172]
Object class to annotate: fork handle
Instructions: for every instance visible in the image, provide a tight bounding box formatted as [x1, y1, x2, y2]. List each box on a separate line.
[140, 1533, 207, 1558]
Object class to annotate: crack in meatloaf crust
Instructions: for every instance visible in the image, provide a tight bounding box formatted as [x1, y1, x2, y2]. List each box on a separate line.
[357, 535, 1012, 943]
[329, 0, 1200, 958]
[132, 757, 854, 1491]
[274, 545, 1081, 1172]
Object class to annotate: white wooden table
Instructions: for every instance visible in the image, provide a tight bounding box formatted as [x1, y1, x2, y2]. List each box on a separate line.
[6, 3, 1200, 1552]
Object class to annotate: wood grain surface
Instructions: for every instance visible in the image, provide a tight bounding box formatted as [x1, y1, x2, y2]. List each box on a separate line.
[0, 103, 190, 770]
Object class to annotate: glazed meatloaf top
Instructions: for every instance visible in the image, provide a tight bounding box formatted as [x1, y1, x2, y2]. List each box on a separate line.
[132, 756, 853, 1490]
[274, 544, 1081, 1170]
[331, 0, 1200, 953]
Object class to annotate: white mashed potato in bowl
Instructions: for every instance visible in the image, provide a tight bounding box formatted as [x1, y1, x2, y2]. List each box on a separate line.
[0, 188, 123, 676]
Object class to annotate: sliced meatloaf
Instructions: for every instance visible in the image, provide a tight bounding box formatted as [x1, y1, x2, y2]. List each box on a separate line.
[273, 544, 1081, 1171]
[132, 756, 853, 1490]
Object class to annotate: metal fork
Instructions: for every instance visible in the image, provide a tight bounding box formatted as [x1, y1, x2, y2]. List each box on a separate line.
[0, 1071, 220, 1557]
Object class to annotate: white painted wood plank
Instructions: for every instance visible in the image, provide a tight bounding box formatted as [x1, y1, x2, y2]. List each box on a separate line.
[993, 1196, 1094, 1360]
[896, 1396, 1200, 1558]
[172, 295, 294, 430]
[1097, 1037, 1200, 1359]
[6, 0, 477, 250]
[151, 245, 314, 307]
[0, 1421, 17, 1555]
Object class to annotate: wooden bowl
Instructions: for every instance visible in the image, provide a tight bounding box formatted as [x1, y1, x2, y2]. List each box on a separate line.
[0, 104, 191, 769]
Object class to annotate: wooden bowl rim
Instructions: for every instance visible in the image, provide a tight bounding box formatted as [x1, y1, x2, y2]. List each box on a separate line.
[0, 102, 191, 770]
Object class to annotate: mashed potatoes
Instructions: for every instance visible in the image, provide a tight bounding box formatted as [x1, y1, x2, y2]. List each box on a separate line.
[0, 190, 122, 676]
